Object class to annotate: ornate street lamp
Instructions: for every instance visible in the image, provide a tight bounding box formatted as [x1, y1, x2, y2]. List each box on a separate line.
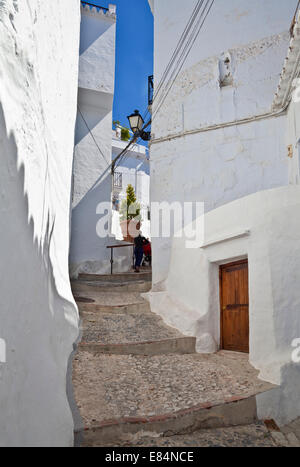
[127, 110, 144, 135]
[112, 109, 151, 174]
[127, 109, 151, 141]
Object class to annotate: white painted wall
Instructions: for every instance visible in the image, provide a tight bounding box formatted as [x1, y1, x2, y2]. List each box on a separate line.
[287, 79, 300, 184]
[70, 5, 126, 277]
[145, 185, 300, 425]
[0, 0, 80, 446]
[148, 0, 300, 424]
[79, 5, 116, 94]
[150, 0, 297, 286]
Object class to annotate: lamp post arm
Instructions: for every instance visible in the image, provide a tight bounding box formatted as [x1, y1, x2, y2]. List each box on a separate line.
[140, 118, 152, 141]
[111, 118, 152, 173]
[111, 135, 139, 175]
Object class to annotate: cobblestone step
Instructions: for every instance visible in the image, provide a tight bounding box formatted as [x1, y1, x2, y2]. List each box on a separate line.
[73, 352, 276, 446]
[72, 269, 282, 447]
[78, 301, 151, 314]
[73, 277, 196, 356]
[272, 417, 300, 447]
[72, 281, 151, 311]
[73, 279, 151, 294]
[79, 337, 196, 356]
[79, 306, 196, 355]
[78, 271, 152, 283]
[81, 422, 278, 447]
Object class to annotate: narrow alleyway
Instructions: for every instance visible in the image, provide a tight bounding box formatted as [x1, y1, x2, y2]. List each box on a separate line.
[71, 272, 300, 447]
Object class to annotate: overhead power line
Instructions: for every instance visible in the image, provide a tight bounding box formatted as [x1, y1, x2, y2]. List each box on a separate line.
[113, 0, 214, 172]
[153, 0, 204, 104]
[152, 0, 215, 120]
[111, 135, 139, 174]
[139, 1, 204, 125]
[77, 105, 109, 163]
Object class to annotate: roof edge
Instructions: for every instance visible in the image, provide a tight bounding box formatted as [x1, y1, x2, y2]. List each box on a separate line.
[81, 2, 116, 21]
[148, 0, 154, 15]
[273, 10, 300, 110]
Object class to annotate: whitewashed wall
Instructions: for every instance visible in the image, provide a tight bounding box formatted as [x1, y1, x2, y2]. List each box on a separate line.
[148, 0, 300, 425]
[70, 6, 121, 277]
[79, 5, 116, 94]
[150, 0, 297, 286]
[146, 185, 300, 425]
[0, 0, 80, 446]
[287, 80, 300, 184]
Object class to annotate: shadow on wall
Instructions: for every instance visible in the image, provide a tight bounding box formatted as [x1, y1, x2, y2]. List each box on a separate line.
[70, 163, 113, 269]
[0, 104, 80, 447]
[70, 163, 133, 276]
[75, 93, 113, 146]
[257, 362, 300, 426]
[79, 12, 113, 55]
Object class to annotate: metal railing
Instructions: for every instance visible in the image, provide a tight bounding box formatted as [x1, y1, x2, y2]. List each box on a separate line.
[107, 243, 134, 275]
[81, 1, 109, 12]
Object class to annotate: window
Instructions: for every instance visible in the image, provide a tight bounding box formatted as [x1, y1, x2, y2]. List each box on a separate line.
[114, 172, 122, 189]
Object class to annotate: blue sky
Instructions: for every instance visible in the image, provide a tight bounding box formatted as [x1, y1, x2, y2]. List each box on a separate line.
[83, 0, 153, 133]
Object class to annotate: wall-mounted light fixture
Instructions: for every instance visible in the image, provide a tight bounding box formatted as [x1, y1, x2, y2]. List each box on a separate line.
[127, 110, 151, 141]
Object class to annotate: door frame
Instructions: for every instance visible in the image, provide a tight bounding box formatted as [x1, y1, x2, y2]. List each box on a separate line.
[219, 259, 249, 352]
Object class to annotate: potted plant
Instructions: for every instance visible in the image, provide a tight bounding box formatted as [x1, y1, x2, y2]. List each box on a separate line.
[121, 127, 130, 141]
[113, 121, 131, 142]
[119, 184, 141, 242]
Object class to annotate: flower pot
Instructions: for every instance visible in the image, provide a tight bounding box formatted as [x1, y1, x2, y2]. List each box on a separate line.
[120, 219, 141, 242]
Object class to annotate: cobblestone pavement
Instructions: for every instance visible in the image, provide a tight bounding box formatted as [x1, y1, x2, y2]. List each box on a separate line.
[72, 282, 146, 307]
[81, 311, 183, 344]
[73, 351, 273, 427]
[72, 273, 299, 447]
[280, 418, 300, 446]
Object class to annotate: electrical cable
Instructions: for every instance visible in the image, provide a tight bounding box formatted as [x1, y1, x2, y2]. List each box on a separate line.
[137, 2, 204, 129]
[113, 1, 214, 172]
[77, 105, 109, 163]
[152, 0, 214, 120]
[152, 0, 204, 103]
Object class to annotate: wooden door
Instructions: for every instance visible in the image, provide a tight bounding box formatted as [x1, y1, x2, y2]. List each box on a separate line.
[220, 260, 249, 353]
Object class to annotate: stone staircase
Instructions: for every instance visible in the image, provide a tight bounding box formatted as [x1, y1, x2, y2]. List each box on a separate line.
[71, 271, 298, 447]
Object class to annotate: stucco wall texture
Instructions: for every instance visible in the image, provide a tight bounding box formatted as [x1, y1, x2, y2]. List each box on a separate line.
[70, 7, 120, 277]
[150, 0, 298, 285]
[0, 0, 80, 446]
[148, 0, 300, 425]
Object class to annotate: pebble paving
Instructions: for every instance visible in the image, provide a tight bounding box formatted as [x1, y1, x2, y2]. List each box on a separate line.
[73, 351, 273, 427]
[81, 311, 183, 344]
[72, 282, 145, 307]
[72, 273, 283, 447]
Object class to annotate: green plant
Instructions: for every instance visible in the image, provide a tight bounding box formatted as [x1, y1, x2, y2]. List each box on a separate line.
[120, 184, 141, 221]
[121, 127, 130, 142]
[113, 120, 120, 129]
[113, 121, 131, 141]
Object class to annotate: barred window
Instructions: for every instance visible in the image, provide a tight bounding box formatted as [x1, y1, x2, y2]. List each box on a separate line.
[114, 172, 122, 189]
